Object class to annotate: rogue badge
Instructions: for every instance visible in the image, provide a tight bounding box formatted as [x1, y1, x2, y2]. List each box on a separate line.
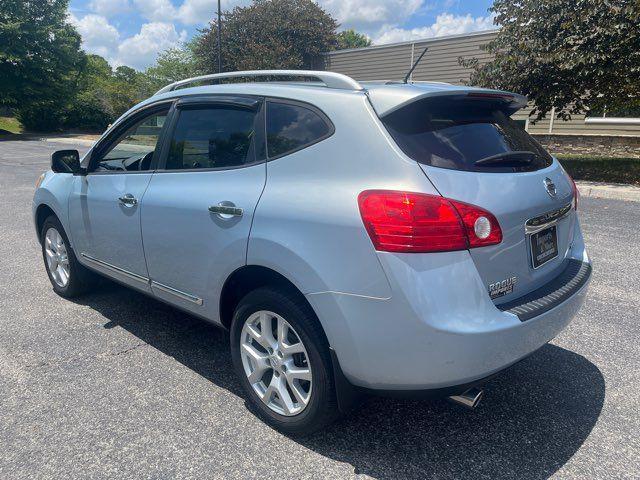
[489, 276, 517, 299]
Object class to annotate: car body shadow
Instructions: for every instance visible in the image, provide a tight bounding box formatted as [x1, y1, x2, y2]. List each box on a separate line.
[74, 282, 605, 480]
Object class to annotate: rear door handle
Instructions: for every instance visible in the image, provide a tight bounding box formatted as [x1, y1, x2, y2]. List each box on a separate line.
[208, 203, 243, 219]
[118, 194, 138, 207]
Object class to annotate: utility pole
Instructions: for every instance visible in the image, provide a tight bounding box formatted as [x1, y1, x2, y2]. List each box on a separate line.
[217, 0, 222, 73]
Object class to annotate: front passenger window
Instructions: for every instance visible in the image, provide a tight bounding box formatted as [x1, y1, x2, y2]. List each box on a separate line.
[94, 109, 168, 172]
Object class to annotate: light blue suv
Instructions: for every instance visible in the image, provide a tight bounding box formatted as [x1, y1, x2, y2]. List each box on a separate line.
[33, 70, 592, 434]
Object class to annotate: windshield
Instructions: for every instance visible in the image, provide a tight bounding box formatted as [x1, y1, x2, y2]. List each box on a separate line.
[382, 97, 553, 173]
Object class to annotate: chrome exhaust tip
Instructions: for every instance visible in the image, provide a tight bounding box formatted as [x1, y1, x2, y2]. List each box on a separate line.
[448, 387, 484, 409]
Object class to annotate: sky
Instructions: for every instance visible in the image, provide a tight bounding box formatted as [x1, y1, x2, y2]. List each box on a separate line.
[68, 0, 496, 71]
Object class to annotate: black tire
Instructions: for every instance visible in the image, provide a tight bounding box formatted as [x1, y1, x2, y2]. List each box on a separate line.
[230, 287, 340, 435]
[40, 215, 96, 298]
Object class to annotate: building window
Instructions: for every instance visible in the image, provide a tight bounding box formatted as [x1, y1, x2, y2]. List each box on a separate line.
[585, 104, 640, 125]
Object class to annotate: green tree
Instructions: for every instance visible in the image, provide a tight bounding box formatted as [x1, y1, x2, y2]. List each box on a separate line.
[460, 0, 640, 121]
[0, 0, 85, 130]
[63, 55, 114, 131]
[64, 55, 147, 131]
[336, 29, 372, 50]
[193, 0, 338, 73]
[143, 43, 201, 93]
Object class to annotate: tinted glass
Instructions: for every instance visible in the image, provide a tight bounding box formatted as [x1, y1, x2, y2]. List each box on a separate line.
[383, 98, 553, 173]
[165, 106, 257, 170]
[267, 102, 331, 158]
[96, 109, 168, 172]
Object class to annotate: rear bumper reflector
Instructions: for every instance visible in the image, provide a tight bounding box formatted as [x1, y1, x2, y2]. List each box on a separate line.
[497, 259, 592, 322]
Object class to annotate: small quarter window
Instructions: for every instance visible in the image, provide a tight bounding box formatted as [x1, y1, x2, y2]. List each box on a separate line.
[266, 102, 331, 158]
[165, 106, 258, 170]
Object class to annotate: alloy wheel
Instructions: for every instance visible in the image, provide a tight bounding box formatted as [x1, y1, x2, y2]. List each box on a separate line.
[44, 227, 70, 288]
[240, 310, 312, 416]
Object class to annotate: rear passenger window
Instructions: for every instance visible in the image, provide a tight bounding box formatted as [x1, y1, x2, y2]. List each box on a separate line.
[266, 102, 332, 158]
[165, 106, 257, 170]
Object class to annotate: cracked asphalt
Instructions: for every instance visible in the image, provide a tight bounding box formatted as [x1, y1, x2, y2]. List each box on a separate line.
[1, 138, 639, 479]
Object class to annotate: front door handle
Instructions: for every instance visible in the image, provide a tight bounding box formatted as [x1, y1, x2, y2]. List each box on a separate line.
[118, 194, 138, 207]
[208, 203, 243, 219]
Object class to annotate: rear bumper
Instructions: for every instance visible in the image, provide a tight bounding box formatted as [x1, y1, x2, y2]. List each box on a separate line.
[307, 230, 591, 391]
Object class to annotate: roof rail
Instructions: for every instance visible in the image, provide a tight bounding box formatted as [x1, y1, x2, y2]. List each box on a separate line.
[154, 70, 363, 95]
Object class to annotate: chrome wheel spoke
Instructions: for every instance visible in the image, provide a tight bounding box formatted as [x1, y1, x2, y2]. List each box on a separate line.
[274, 375, 296, 415]
[285, 376, 310, 406]
[57, 265, 69, 285]
[242, 342, 267, 363]
[258, 312, 277, 347]
[246, 323, 271, 351]
[280, 340, 304, 356]
[277, 316, 305, 355]
[285, 366, 311, 382]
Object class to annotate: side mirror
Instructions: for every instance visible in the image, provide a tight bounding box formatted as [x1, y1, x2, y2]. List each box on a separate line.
[51, 150, 81, 174]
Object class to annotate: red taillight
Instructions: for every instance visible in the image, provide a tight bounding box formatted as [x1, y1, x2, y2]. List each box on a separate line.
[448, 198, 503, 248]
[569, 175, 579, 211]
[358, 190, 502, 253]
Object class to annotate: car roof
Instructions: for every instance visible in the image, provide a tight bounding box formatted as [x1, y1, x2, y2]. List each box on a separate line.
[109, 71, 527, 135]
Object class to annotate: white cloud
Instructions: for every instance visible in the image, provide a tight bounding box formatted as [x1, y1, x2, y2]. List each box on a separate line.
[132, 0, 177, 22]
[89, 0, 131, 17]
[373, 13, 496, 44]
[319, 0, 422, 33]
[133, 0, 423, 29]
[116, 22, 188, 69]
[178, 0, 249, 25]
[69, 13, 120, 58]
[70, 13, 186, 70]
[132, 0, 248, 25]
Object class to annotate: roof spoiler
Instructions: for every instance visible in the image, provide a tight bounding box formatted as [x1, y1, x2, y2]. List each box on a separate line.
[366, 85, 529, 117]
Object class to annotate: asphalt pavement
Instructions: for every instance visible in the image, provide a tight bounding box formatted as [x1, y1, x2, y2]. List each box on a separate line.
[0, 138, 638, 479]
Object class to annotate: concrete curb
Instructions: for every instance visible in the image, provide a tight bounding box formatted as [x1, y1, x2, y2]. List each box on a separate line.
[576, 181, 640, 203]
[42, 136, 99, 146]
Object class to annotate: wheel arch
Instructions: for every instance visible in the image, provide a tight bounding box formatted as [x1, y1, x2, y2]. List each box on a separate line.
[35, 204, 58, 241]
[219, 265, 320, 334]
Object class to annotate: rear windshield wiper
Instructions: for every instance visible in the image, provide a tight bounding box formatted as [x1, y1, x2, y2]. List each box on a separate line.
[474, 151, 536, 166]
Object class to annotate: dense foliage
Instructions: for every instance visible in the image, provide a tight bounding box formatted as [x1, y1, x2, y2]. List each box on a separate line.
[461, 0, 640, 121]
[193, 0, 338, 72]
[64, 56, 149, 131]
[0, 0, 370, 131]
[336, 29, 372, 50]
[0, 0, 85, 130]
[143, 43, 202, 93]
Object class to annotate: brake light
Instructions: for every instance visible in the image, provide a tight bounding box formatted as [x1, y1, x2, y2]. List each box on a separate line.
[448, 198, 503, 248]
[569, 175, 579, 211]
[358, 190, 502, 253]
[466, 92, 515, 102]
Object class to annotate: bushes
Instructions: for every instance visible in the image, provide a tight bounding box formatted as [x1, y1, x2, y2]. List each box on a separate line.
[557, 155, 640, 186]
[16, 102, 67, 132]
[63, 89, 115, 132]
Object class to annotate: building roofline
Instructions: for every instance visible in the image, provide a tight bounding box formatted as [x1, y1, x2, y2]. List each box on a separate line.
[324, 28, 499, 56]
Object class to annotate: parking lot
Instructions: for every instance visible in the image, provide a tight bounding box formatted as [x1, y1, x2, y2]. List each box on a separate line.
[1, 138, 638, 479]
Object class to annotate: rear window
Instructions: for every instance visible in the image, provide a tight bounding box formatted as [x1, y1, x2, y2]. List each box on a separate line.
[382, 98, 553, 173]
[165, 105, 257, 170]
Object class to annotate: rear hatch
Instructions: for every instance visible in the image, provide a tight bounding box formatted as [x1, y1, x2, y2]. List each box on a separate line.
[378, 91, 577, 303]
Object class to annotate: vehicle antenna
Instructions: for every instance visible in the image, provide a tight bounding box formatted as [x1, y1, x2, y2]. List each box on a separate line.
[403, 46, 428, 83]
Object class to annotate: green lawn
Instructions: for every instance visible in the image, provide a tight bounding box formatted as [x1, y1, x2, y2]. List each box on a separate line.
[557, 154, 640, 186]
[0, 116, 23, 135]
